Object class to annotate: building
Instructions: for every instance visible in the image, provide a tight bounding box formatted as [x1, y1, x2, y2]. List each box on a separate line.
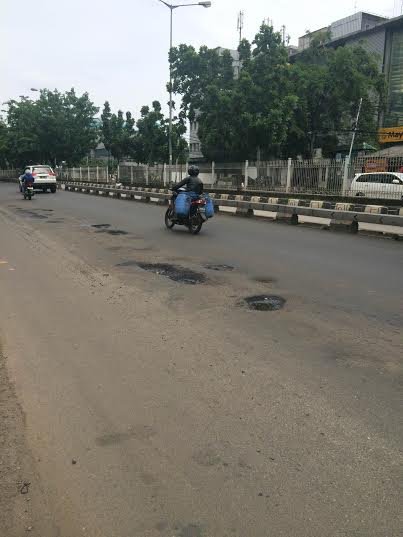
[292, 12, 403, 146]
[189, 47, 240, 161]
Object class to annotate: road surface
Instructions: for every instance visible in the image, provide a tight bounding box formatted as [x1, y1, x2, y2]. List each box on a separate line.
[0, 183, 402, 537]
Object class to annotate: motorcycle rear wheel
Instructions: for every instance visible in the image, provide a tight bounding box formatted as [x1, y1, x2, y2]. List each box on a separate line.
[188, 215, 203, 235]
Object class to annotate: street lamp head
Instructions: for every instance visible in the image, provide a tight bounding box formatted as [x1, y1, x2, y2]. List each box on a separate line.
[198, 1, 211, 6]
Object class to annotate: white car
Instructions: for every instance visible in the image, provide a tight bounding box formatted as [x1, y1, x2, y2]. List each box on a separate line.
[350, 172, 403, 200]
[19, 165, 57, 193]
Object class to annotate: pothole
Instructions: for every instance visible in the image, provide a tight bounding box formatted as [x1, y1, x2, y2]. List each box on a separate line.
[17, 209, 47, 219]
[116, 260, 138, 267]
[138, 262, 206, 285]
[92, 224, 111, 228]
[253, 276, 277, 284]
[240, 295, 286, 311]
[204, 264, 234, 272]
[107, 229, 128, 236]
[96, 229, 128, 235]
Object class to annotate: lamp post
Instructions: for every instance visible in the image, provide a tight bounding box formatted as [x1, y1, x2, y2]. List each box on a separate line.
[158, 0, 211, 182]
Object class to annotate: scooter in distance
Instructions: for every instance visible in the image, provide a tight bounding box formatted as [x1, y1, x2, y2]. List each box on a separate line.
[22, 180, 35, 200]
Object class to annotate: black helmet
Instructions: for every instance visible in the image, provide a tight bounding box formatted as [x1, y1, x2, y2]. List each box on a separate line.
[188, 165, 199, 177]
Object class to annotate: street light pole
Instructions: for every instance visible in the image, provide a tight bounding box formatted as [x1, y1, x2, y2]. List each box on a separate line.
[158, 1, 211, 183]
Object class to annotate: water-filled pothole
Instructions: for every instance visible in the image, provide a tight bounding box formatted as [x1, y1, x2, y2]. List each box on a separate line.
[204, 264, 234, 272]
[240, 295, 286, 311]
[138, 262, 206, 284]
[92, 224, 111, 228]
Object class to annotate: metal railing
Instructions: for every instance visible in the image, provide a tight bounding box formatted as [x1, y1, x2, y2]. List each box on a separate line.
[2, 155, 403, 200]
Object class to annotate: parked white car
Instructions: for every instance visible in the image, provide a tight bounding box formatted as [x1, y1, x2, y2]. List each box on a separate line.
[19, 165, 57, 193]
[350, 172, 403, 200]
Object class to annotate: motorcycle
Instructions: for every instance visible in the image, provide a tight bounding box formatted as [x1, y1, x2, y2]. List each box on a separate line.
[165, 189, 210, 235]
[22, 180, 35, 200]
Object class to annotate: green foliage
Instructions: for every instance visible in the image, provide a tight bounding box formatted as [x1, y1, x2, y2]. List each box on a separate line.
[3, 89, 99, 167]
[286, 41, 385, 156]
[134, 101, 187, 164]
[101, 103, 136, 162]
[171, 24, 297, 161]
[0, 120, 10, 167]
[171, 23, 385, 159]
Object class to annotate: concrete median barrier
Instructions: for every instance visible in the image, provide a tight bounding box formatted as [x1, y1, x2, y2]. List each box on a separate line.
[60, 182, 403, 237]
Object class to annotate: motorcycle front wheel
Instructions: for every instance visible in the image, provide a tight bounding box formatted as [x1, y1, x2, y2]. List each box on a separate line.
[165, 208, 175, 229]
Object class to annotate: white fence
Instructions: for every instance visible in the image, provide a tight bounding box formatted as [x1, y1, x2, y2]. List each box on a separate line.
[2, 155, 403, 199]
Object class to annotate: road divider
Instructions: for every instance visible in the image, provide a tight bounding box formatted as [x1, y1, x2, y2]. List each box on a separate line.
[60, 182, 403, 237]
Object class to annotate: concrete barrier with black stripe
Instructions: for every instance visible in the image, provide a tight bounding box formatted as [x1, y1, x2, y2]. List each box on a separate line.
[60, 182, 403, 237]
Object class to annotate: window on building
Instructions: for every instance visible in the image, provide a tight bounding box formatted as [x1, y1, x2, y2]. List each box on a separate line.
[385, 29, 403, 127]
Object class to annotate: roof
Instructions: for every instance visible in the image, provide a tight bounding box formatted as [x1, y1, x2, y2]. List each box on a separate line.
[368, 145, 403, 157]
[292, 13, 403, 56]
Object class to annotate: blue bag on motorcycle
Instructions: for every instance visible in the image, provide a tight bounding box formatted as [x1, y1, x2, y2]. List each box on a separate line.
[175, 193, 191, 217]
[204, 196, 214, 218]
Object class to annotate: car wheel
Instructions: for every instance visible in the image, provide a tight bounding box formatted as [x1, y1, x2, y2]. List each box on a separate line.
[50, 186, 56, 193]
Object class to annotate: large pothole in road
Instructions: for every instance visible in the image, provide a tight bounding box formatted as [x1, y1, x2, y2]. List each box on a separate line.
[137, 262, 206, 285]
[95, 228, 128, 235]
[239, 295, 286, 311]
[92, 224, 111, 228]
[204, 263, 234, 272]
[16, 209, 47, 219]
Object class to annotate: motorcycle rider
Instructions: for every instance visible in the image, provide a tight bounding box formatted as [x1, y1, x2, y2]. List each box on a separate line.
[20, 168, 35, 194]
[172, 165, 203, 198]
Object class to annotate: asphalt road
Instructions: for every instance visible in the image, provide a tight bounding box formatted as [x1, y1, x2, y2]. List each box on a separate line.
[0, 183, 402, 537]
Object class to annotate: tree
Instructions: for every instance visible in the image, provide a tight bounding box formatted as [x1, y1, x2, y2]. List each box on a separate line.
[5, 89, 99, 167]
[132, 101, 187, 165]
[286, 40, 385, 156]
[101, 103, 136, 163]
[0, 120, 10, 167]
[171, 24, 298, 161]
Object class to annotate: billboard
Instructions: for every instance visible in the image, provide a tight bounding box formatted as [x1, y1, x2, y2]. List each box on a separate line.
[378, 126, 403, 144]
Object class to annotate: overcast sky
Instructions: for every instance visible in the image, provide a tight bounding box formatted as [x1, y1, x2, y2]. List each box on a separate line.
[1, 0, 401, 119]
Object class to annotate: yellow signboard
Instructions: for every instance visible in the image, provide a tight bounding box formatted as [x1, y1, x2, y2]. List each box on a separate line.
[378, 126, 403, 144]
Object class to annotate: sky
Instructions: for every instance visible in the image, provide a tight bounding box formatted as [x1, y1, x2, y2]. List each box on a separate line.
[1, 0, 401, 119]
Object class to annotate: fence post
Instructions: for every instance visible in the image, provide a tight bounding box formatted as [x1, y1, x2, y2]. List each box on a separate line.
[342, 156, 350, 196]
[163, 163, 167, 187]
[96, 166, 99, 183]
[87, 166, 90, 182]
[286, 158, 292, 193]
[145, 165, 149, 186]
[130, 165, 133, 185]
[212, 161, 215, 184]
[79, 167, 82, 181]
[244, 160, 249, 189]
[106, 165, 109, 184]
[117, 165, 120, 182]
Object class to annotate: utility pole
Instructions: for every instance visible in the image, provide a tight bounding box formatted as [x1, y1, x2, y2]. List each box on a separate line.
[348, 97, 363, 161]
